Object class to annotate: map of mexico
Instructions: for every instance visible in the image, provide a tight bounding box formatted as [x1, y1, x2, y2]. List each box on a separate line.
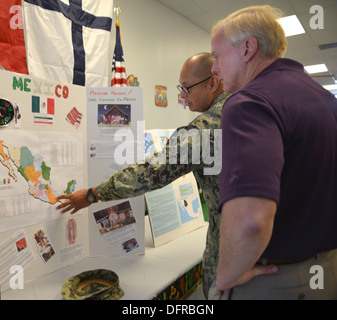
[0, 140, 76, 204]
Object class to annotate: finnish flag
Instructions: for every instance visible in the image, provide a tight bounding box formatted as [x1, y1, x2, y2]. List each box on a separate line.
[23, 0, 114, 87]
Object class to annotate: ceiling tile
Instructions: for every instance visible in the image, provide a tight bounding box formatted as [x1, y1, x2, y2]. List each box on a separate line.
[154, 0, 337, 89]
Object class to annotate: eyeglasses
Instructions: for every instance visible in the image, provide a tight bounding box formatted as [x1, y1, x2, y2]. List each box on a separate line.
[177, 75, 213, 95]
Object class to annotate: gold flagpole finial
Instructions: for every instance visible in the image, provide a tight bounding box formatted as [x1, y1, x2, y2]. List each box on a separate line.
[114, 7, 121, 24]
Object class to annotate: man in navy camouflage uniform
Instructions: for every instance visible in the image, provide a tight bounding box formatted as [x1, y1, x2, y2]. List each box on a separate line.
[57, 52, 230, 298]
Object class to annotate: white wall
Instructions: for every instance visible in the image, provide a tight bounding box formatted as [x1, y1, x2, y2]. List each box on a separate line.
[112, 0, 212, 130]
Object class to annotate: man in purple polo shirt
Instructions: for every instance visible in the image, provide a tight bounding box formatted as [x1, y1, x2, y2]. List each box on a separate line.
[210, 5, 337, 300]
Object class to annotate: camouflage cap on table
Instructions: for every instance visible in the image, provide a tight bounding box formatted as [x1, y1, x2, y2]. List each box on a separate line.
[61, 269, 124, 300]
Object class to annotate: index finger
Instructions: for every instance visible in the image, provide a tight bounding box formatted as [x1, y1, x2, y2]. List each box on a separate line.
[56, 194, 71, 201]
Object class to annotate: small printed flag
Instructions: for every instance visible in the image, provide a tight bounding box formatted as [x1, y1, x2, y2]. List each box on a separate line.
[111, 22, 127, 87]
[33, 115, 54, 126]
[32, 96, 55, 115]
[2, 178, 11, 185]
[66, 107, 83, 128]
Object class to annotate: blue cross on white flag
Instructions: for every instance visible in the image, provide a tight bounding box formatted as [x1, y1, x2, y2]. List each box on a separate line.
[23, 0, 114, 87]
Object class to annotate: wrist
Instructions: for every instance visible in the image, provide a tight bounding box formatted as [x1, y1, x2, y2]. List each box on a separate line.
[86, 188, 98, 203]
[92, 187, 100, 201]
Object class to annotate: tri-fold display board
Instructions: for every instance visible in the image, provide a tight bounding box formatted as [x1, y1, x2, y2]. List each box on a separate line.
[0, 69, 205, 294]
[0, 70, 144, 291]
[143, 130, 205, 247]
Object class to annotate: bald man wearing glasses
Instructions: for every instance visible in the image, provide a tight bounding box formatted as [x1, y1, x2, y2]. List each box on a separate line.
[56, 52, 229, 298]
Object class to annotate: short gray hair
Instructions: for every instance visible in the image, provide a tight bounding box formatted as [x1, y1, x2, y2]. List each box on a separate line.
[212, 5, 287, 59]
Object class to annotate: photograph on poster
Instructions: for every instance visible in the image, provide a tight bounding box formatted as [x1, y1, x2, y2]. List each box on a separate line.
[93, 200, 136, 235]
[122, 238, 139, 253]
[97, 104, 131, 127]
[33, 229, 55, 263]
[66, 218, 77, 246]
[16, 236, 27, 252]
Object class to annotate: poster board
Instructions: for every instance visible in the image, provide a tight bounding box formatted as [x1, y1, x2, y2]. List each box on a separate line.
[0, 70, 144, 292]
[86, 86, 145, 257]
[144, 130, 205, 247]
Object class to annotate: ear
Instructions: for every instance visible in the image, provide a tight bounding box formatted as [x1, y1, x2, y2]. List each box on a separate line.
[209, 75, 221, 93]
[242, 36, 259, 62]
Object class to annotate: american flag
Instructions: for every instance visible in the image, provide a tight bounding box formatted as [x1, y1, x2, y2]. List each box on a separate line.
[111, 22, 127, 87]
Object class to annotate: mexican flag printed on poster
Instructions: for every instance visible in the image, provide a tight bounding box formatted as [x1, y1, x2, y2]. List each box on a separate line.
[32, 96, 55, 114]
[32, 95, 55, 125]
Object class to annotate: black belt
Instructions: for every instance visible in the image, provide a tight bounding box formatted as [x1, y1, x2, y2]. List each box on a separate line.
[257, 256, 315, 265]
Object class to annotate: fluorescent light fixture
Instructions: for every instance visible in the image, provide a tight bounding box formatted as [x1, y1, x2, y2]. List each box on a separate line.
[278, 15, 305, 37]
[304, 64, 328, 74]
[323, 84, 337, 91]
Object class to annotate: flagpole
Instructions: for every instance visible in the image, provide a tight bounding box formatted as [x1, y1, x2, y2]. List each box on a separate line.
[111, 6, 127, 87]
[114, 7, 121, 24]
[114, 7, 122, 49]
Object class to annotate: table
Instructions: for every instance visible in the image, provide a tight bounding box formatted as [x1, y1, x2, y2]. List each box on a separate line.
[2, 218, 208, 300]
